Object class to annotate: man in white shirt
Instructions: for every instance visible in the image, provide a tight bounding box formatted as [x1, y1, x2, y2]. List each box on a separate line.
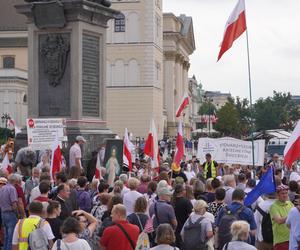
[69, 135, 86, 172]
[12, 202, 54, 249]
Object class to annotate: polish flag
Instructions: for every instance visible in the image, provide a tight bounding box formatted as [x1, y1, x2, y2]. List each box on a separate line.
[174, 121, 184, 167]
[284, 120, 300, 168]
[123, 128, 135, 171]
[1, 153, 13, 174]
[144, 119, 159, 168]
[50, 137, 62, 180]
[176, 93, 190, 117]
[218, 0, 247, 61]
[7, 118, 22, 135]
[94, 152, 102, 179]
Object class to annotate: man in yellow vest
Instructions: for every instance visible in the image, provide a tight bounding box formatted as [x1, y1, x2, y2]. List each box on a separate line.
[202, 153, 218, 179]
[12, 202, 54, 250]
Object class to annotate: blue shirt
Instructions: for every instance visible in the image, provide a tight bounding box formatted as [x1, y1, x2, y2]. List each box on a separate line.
[286, 207, 300, 250]
[216, 201, 257, 230]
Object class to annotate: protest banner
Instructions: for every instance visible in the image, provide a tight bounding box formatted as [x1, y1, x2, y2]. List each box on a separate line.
[197, 137, 265, 166]
[27, 118, 67, 150]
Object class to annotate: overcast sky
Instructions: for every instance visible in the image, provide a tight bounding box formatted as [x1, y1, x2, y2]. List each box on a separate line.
[163, 0, 300, 101]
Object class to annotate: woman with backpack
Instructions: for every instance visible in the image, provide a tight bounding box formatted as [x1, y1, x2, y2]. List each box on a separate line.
[181, 200, 214, 250]
[127, 196, 149, 233]
[222, 220, 256, 250]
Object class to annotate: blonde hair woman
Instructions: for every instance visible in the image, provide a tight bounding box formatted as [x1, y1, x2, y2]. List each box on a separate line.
[223, 221, 256, 250]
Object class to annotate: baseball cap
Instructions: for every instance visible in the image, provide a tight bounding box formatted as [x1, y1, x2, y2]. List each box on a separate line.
[76, 135, 86, 143]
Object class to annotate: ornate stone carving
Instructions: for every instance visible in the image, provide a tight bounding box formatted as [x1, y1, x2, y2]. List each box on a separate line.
[40, 34, 70, 87]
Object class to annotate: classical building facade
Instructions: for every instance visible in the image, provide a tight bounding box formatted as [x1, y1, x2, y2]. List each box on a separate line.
[0, 0, 196, 140]
[0, 1, 28, 127]
[163, 13, 195, 138]
[106, 0, 164, 139]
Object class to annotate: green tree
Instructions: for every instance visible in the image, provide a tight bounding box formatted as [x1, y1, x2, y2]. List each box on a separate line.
[214, 102, 241, 137]
[254, 91, 300, 131]
[198, 101, 216, 115]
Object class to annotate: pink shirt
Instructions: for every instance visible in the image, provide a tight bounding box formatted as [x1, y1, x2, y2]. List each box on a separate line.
[69, 143, 82, 168]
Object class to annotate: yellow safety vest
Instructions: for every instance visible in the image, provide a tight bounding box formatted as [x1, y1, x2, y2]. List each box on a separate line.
[204, 161, 217, 179]
[18, 217, 41, 250]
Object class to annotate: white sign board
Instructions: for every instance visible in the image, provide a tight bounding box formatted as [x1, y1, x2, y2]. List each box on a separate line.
[27, 118, 67, 150]
[197, 137, 265, 166]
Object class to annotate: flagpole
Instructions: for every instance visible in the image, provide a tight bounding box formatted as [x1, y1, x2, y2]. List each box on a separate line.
[245, 26, 255, 169]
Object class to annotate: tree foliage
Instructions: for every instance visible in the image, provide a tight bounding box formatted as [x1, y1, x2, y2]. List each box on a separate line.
[254, 91, 300, 131]
[214, 101, 241, 137]
[198, 102, 216, 115]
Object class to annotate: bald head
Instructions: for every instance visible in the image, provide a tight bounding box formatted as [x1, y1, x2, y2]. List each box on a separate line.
[111, 204, 127, 222]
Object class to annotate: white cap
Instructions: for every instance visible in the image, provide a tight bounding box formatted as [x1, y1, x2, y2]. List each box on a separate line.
[76, 135, 86, 143]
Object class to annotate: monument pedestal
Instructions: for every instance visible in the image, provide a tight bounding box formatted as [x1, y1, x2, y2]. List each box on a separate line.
[15, 0, 119, 161]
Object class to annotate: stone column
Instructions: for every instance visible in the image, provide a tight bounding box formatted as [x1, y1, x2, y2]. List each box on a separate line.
[15, 0, 119, 158]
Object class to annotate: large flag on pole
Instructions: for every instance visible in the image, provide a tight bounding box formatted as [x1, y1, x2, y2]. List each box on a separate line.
[176, 93, 190, 117]
[173, 121, 184, 168]
[244, 166, 276, 206]
[218, 0, 247, 61]
[284, 120, 300, 168]
[50, 137, 62, 180]
[144, 119, 159, 168]
[123, 128, 135, 171]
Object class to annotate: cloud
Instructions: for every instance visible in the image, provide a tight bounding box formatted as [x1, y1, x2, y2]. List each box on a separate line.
[163, 0, 300, 100]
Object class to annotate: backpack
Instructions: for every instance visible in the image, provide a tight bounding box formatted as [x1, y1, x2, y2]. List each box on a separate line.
[183, 217, 207, 250]
[134, 213, 150, 250]
[256, 205, 273, 244]
[28, 219, 49, 250]
[217, 205, 244, 250]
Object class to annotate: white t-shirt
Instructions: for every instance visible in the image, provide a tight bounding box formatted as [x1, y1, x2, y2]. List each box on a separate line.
[222, 241, 256, 250]
[69, 143, 82, 168]
[150, 245, 179, 250]
[290, 172, 300, 182]
[52, 239, 91, 250]
[30, 186, 41, 203]
[123, 190, 143, 216]
[121, 186, 130, 198]
[12, 215, 54, 245]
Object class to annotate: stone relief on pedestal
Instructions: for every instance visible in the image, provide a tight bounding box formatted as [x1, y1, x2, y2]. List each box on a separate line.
[40, 34, 70, 87]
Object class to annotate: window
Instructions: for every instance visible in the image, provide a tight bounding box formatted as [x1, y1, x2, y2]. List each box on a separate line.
[3, 56, 15, 68]
[23, 94, 27, 103]
[114, 13, 125, 32]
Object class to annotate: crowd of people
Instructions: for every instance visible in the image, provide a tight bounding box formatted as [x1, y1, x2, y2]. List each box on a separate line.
[0, 135, 300, 250]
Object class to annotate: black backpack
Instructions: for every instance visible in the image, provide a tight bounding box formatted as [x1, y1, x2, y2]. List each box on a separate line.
[183, 217, 207, 250]
[217, 205, 244, 250]
[256, 205, 273, 244]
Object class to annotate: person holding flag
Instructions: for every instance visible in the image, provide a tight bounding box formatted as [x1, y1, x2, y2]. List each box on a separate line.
[123, 128, 135, 172]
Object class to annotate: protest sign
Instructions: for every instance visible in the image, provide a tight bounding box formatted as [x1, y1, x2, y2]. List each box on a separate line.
[27, 118, 67, 150]
[197, 137, 265, 166]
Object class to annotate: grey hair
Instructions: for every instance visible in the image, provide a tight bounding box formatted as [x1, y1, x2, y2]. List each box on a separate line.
[231, 220, 250, 241]
[32, 167, 41, 173]
[8, 173, 22, 183]
[119, 174, 128, 183]
[223, 174, 235, 186]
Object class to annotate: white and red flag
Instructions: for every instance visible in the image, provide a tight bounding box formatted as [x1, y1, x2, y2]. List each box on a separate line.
[144, 119, 159, 168]
[123, 128, 135, 171]
[7, 118, 21, 135]
[284, 120, 300, 168]
[176, 93, 190, 117]
[218, 0, 247, 61]
[50, 137, 62, 180]
[1, 153, 13, 174]
[173, 121, 184, 167]
[94, 152, 102, 179]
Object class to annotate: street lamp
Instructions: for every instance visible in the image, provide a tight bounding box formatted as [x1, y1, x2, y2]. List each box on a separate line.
[1, 113, 11, 141]
[204, 96, 213, 136]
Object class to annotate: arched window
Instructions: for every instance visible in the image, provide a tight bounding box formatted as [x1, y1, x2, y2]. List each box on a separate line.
[115, 13, 125, 32]
[23, 94, 27, 103]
